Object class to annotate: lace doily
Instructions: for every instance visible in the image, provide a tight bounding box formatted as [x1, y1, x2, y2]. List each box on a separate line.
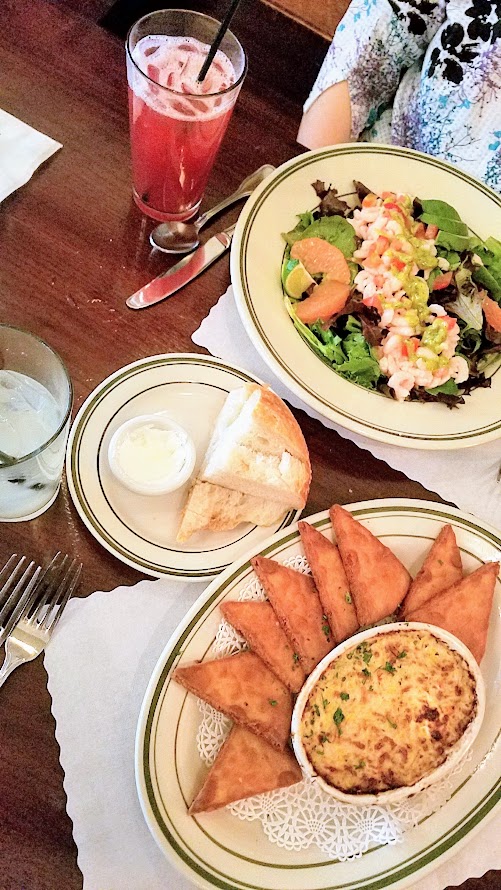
[195, 555, 471, 860]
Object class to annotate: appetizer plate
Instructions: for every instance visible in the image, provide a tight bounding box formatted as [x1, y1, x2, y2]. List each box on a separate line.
[66, 354, 298, 581]
[230, 144, 501, 449]
[135, 498, 501, 890]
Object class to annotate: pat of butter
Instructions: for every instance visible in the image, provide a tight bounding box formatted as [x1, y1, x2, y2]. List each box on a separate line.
[115, 424, 188, 485]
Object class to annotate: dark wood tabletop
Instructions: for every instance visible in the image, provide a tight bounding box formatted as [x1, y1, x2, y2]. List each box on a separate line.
[0, 1, 498, 888]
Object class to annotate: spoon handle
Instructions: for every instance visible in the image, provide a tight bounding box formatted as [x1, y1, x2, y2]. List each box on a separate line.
[197, 164, 275, 229]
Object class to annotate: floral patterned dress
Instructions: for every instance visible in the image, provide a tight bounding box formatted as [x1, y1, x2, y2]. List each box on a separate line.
[305, 0, 501, 193]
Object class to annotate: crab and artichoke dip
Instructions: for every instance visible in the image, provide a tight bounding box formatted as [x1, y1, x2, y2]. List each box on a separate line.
[299, 628, 477, 795]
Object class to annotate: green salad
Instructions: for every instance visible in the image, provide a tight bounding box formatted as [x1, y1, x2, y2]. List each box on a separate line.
[281, 181, 501, 406]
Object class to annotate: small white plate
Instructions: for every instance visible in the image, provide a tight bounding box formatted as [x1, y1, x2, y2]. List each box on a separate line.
[66, 354, 299, 581]
[231, 144, 501, 449]
[135, 498, 501, 890]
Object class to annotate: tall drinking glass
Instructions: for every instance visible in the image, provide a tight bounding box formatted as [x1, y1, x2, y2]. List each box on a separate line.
[126, 9, 247, 222]
[0, 326, 72, 521]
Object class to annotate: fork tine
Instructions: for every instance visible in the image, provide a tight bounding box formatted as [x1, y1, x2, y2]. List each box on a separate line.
[0, 555, 25, 610]
[0, 560, 42, 647]
[26, 552, 67, 625]
[43, 560, 82, 634]
[0, 554, 20, 593]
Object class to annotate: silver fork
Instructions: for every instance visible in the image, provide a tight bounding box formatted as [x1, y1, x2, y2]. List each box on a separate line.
[0, 555, 42, 648]
[0, 552, 82, 688]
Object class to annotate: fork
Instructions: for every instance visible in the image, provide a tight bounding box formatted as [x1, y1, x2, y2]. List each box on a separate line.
[0, 553, 82, 688]
[0, 555, 42, 648]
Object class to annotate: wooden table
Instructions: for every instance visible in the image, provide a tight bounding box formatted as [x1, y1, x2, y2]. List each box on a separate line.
[0, 2, 498, 888]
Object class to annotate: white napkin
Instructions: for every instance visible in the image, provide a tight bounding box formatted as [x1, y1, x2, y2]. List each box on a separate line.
[44, 581, 500, 890]
[0, 108, 61, 202]
[192, 287, 501, 531]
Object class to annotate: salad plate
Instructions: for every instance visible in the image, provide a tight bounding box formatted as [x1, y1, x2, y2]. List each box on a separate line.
[135, 498, 501, 890]
[66, 354, 298, 581]
[231, 144, 501, 448]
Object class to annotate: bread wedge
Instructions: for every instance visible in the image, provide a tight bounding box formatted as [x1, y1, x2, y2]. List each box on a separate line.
[189, 725, 302, 814]
[178, 383, 311, 540]
[173, 650, 292, 749]
[177, 480, 285, 542]
[330, 505, 411, 625]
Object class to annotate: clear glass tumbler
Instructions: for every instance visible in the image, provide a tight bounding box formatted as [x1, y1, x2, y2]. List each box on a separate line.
[126, 9, 247, 222]
[0, 326, 72, 521]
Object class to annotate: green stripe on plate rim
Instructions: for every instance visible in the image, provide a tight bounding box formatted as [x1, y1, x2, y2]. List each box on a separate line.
[237, 145, 501, 441]
[141, 502, 501, 889]
[69, 354, 295, 577]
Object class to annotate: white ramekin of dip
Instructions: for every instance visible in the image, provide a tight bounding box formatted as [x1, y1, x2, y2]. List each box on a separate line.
[291, 622, 485, 806]
[108, 413, 196, 496]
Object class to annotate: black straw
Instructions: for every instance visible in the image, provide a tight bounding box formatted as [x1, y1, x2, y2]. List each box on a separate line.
[197, 0, 243, 83]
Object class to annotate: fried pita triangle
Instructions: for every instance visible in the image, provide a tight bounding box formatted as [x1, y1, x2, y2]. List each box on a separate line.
[173, 650, 292, 749]
[401, 524, 463, 617]
[189, 725, 302, 814]
[220, 600, 306, 692]
[330, 505, 411, 626]
[298, 521, 359, 643]
[405, 561, 499, 664]
[251, 556, 332, 674]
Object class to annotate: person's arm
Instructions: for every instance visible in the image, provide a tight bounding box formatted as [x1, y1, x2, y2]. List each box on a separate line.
[297, 81, 352, 149]
[297, 0, 446, 149]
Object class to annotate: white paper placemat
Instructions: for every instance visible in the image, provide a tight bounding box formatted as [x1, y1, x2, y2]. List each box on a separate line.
[192, 286, 501, 531]
[45, 580, 500, 890]
[0, 108, 61, 202]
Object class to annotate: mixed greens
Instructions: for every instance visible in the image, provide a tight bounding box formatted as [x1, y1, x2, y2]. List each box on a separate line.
[281, 181, 501, 407]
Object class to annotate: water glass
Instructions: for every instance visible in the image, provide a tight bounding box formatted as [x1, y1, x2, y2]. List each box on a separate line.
[0, 325, 72, 521]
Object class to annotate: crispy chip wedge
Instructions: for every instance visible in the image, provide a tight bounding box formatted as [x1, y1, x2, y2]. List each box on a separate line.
[189, 725, 302, 814]
[298, 521, 359, 643]
[251, 556, 332, 674]
[405, 561, 499, 664]
[401, 524, 463, 617]
[330, 505, 411, 626]
[220, 600, 306, 692]
[173, 651, 292, 749]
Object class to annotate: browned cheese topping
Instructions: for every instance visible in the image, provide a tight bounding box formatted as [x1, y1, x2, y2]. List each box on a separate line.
[300, 629, 477, 794]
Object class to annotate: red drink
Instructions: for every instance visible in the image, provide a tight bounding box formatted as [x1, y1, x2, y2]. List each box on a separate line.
[127, 31, 244, 221]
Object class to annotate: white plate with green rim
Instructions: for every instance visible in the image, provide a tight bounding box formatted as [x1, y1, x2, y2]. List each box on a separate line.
[135, 497, 501, 890]
[230, 144, 501, 449]
[66, 353, 299, 581]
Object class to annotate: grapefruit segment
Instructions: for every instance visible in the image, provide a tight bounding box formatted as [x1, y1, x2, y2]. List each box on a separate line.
[291, 237, 350, 284]
[295, 278, 350, 325]
[482, 295, 501, 333]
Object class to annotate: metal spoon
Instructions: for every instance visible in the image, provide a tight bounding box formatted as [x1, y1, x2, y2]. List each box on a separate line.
[149, 164, 275, 254]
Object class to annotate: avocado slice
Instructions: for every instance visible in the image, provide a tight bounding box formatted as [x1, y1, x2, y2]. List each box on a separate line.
[420, 213, 469, 237]
[435, 230, 474, 252]
[420, 199, 462, 221]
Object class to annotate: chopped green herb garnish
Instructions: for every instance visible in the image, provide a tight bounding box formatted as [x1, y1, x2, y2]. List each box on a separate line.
[340, 691, 350, 701]
[293, 652, 300, 664]
[384, 662, 396, 674]
[354, 759, 366, 770]
[313, 703, 320, 717]
[269, 699, 277, 706]
[322, 697, 329, 709]
[345, 592, 352, 604]
[397, 651, 407, 659]
[387, 717, 397, 729]
[319, 733, 328, 744]
[362, 667, 371, 677]
[333, 707, 345, 735]
[322, 619, 331, 638]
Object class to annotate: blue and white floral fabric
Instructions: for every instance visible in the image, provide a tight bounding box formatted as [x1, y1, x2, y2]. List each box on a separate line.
[305, 0, 501, 192]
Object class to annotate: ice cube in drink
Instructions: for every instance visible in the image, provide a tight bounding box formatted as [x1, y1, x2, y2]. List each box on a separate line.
[127, 35, 240, 221]
[0, 370, 65, 520]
